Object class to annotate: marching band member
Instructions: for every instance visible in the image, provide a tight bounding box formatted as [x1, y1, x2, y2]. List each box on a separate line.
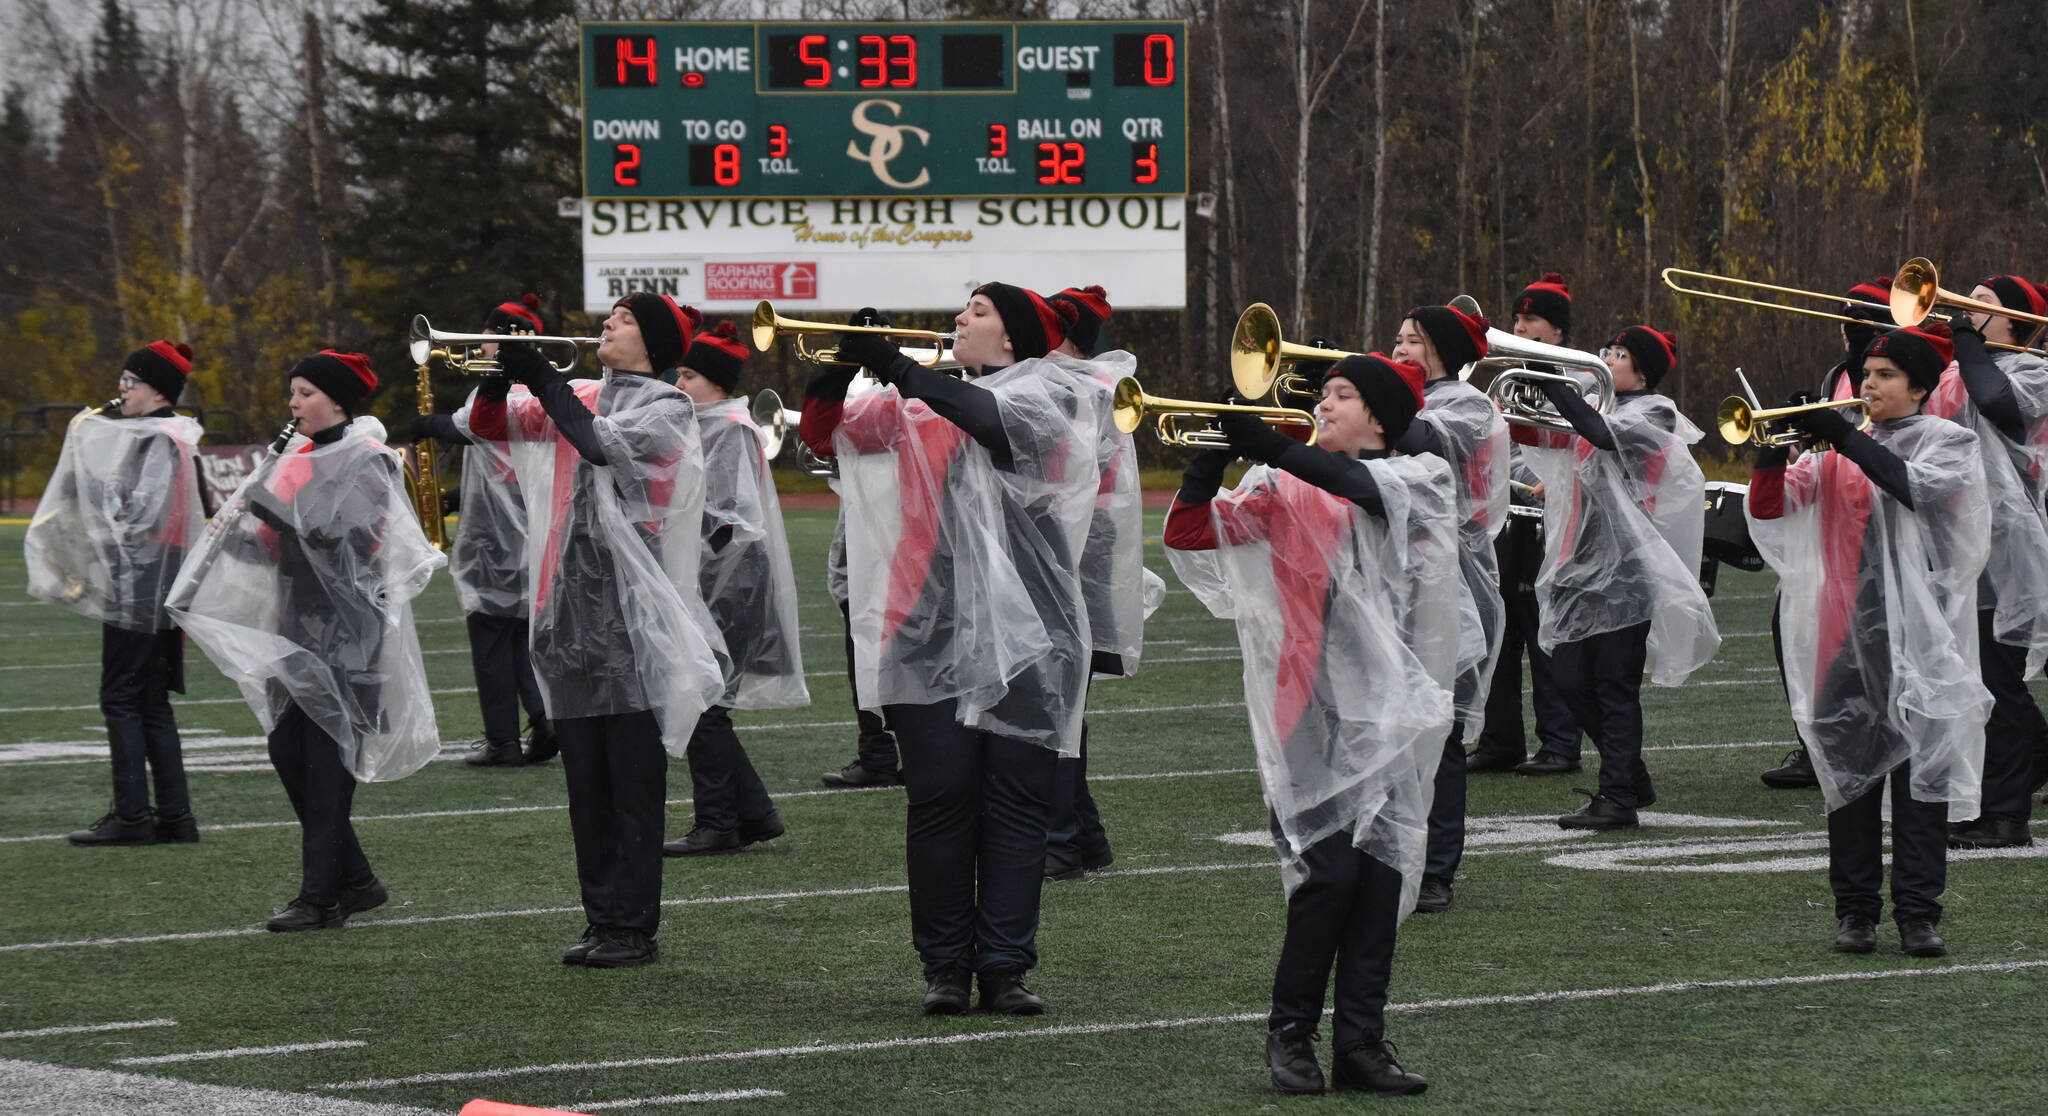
[1927, 277, 2048, 849]
[168, 351, 443, 931]
[1746, 324, 1991, 956]
[460, 292, 726, 968]
[1519, 325, 1720, 830]
[1391, 305, 1509, 913]
[664, 322, 807, 856]
[28, 341, 206, 846]
[800, 283, 1101, 1016]
[1165, 354, 1455, 1096]
[1471, 273, 1585, 775]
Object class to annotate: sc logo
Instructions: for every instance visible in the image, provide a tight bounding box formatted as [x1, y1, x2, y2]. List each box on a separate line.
[845, 99, 931, 190]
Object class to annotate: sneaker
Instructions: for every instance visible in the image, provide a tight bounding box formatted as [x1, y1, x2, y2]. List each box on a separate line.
[1331, 1040, 1428, 1095]
[582, 928, 658, 968]
[66, 813, 157, 846]
[663, 826, 742, 857]
[152, 809, 200, 843]
[266, 899, 346, 932]
[1265, 1022, 1325, 1094]
[339, 877, 388, 918]
[1760, 746, 1819, 789]
[1414, 876, 1454, 914]
[522, 718, 559, 765]
[1557, 790, 1638, 831]
[463, 740, 524, 767]
[820, 761, 902, 788]
[978, 969, 1045, 1015]
[739, 810, 786, 847]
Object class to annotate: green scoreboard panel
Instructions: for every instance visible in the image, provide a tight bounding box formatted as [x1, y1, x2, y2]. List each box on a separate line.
[580, 20, 1187, 199]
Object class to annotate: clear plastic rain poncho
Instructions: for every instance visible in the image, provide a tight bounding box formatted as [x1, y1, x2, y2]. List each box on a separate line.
[833, 358, 1103, 753]
[1926, 351, 2048, 677]
[26, 409, 204, 632]
[1166, 457, 1460, 918]
[1747, 415, 1992, 818]
[166, 419, 444, 782]
[1058, 350, 1166, 677]
[457, 373, 726, 757]
[449, 437, 530, 618]
[1522, 390, 1720, 684]
[1414, 378, 1510, 738]
[697, 397, 808, 710]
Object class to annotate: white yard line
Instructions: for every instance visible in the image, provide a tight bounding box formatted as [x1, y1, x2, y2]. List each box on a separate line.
[115, 1039, 367, 1065]
[0, 1057, 440, 1116]
[316, 960, 2048, 1091]
[0, 1018, 177, 1040]
[575, 1090, 786, 1109]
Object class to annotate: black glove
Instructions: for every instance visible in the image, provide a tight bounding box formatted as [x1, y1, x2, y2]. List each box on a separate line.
[835, 331, 905, 380]
[476, 372, 512, 404]
[1944, 312, 1985, 345]
[439, 488, 460, 516]
[847, 307, 894, 329]
[1753, 443, 1792, 471]
[1177, 449, 1234, 504]
[803, 364, 860, 404]
[496, 342, 552, 384]
[1219, 409, 1293, 465]
[245, 496, 293, 539]
[1785, 404, 1856, 446]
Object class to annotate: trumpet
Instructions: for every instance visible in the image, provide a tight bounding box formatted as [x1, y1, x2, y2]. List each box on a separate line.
[1111, 376, 1319, 450]
[1460, 331, 1614, 431]
[1717, 396, 1872, 448]
[408, 315, 600, 375]
[751, 302, 955, 367]
[1228, 302, 1365, 403]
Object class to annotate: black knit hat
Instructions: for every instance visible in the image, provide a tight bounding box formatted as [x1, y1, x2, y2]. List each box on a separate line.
[1866, 323, 1954, 394]
[1325, 353, 1427, 444]
[614, 292, 702, 373]
[685, 321, 750, 392]
[486, 293, 547, 335]
[1404, 305, 1491, 377]
[973, 282, 1072, 362]
[1979, 274, 2048, 319]
[1513, 273, 1573, 336]
[1049, 285, 1112, 355]
[125, 340, 193, 404]
[289, 350, 379, 413]
[1612, 325, 1678, 390]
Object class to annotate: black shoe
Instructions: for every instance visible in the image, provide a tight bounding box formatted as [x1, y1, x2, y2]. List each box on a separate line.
[562, 927, 600, 966]
[1832, 914, 1877, 954]
[921, 969, 971, 1015]
[463, 739, 524, 767]
[1331, 1040, 1428, 1095]
[1635, 773, 1657, 810]
[66, 813, 157, 846]
[1415, 876, 1454, 914]
[152, 809, 200, 843]
[1557, 790, 1638, 831]
[1265, 1023, 1325, 1095]
[1465, 746, 1526, 774]
[339, 877, 388, 918]
[1898, 919, 1947, 957]
[1044, 855, 1086, 882]
[582, 929, 657, 968]
[266, 899, 346, 932]
[739, 809, 785, 847]
[1760, 746, 1819, 789]
[978, 969, 1045, 1015]
[1080, 843, 1115, 871]
[663, 826, 742, 857]
[1516, 753, 1582, 776]
[821, 761, 902, 788]
[1948, 817, 2032, 849]
[522, 718, 558, 765]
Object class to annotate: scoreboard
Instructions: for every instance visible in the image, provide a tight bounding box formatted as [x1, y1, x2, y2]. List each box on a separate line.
[579, 21, 1188, 199]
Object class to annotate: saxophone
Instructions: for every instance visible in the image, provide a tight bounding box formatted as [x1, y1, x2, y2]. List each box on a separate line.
[408, 355, 449, 550]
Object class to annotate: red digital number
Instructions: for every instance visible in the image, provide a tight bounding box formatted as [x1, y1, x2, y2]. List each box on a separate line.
[987, 123, 1008, 158]
[615, 37, 656, 86]
[613, 143, 641, 187]
[713, 143, 741, 186]
[1143, 33, 1175, 85]
[1133, 142, 1159, 184]
[1036, 142, 1085, 185]
[799, 34, 830, 87]
[858, 34, 917, 88]
[857, 35, 887, 87]
[768, 125, 789, 159]
[888, 34, 917, 87]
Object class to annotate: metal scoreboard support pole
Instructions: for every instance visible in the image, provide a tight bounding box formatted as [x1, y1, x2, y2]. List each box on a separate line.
[575, 20, 1189, 314]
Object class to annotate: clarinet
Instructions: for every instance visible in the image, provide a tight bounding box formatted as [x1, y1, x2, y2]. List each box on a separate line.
[166, 417, 300, 613]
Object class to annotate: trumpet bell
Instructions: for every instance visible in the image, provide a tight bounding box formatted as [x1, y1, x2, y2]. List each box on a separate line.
[750, 388, 787, 459]
[1716, 395, 1871, 447]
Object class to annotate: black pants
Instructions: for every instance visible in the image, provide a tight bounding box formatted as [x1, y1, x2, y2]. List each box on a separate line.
[1827, 763, 1948, 925]
[841, 600, 899, 772]
[684, 706, 774, 832]
[100, 624, 189, 821]
[891, 698, 1058, 976]
[1976, 609, 2048, 822]
[1475, 581, 1582, 761]
[267, 703, 372, 907]
[1549, 621, 1652, 807]
[465, 612, 546, 747]
[1269, 824, 1403, 1053]
[1047, 719, 1108, 868]
[556, 710, 668, 935]
[1769, 594, 1816, 754]
[1423, 720, 1466, 883]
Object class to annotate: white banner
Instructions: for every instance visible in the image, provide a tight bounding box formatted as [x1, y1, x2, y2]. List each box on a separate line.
[581, 195, 1185, 314]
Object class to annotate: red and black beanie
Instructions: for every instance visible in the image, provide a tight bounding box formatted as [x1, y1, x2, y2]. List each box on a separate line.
[486, 292, 547, 335]
[1049, 285, 1112, 355]
[1613, 325, 1678, 389]
[1513, 272, 1573, 336]
[1978, 274, 2048, 320]
[614, 292, 702, 373]
[290, 350, 379, 413]
[125, 340, 193, 404]
[1866, 323, 1954, 394]
[1843, 275, 1895, 325]
[974, 281, 1071, 362]
[685, 321, 750, 393]
[1325, 353, 1427, 444]
[1404, 305, 1491, 377]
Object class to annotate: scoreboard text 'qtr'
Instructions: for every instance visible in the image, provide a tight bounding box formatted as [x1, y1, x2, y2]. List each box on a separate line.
[581, 21, 1188, 199]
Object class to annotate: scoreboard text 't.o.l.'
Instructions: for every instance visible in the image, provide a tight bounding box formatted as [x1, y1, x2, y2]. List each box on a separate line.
[580, 21, 1188, 199]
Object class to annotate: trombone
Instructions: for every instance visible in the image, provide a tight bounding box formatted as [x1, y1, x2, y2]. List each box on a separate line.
[408, 315, 600, 375]
[1717, 396, 1871, 448]
[1661, 263, 2048, 355]
[1460, 329, 1614, 432]
[1892, 257, 2048, 350]
[1228, 302, 1365, 403]
[751, 301, 955, 367]
[1111, 376, 1319, 449]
